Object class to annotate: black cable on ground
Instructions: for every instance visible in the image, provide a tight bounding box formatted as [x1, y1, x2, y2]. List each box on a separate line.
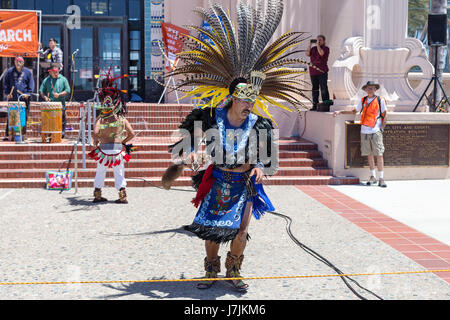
[269, 210, 383, 300]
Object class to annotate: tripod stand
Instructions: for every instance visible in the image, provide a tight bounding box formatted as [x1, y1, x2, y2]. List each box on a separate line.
[413, 45, 450, 112]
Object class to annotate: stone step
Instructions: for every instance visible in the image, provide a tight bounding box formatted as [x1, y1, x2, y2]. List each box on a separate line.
[0, 151, 172, 160]
[0, 117, 186, 126]
[20, 110, 194, 118]
[124, 110, 193, 117]
[125, 104, 195, 112]
[0, 122, 181, 131]
[127, 116, 186, 123]
[0, 141, 177, 152]
[0, 138, 318, 152]
[0, 102, 195, 112]
[1, 129, 183, 138]
[0, 158, 327, 170]
[1, 110, 193, 123]
[278, 150, 322, 158]
[0, 167, 333, 179]
[0, 175, 359, 189]
[0, 149, 322, 161]
[264, 176, 360, 186]
[0, 102, 346, 188]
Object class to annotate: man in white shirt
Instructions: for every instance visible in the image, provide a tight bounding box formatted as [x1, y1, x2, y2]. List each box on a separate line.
[39, 38, 63, 72]
[333, 81, 388, 187]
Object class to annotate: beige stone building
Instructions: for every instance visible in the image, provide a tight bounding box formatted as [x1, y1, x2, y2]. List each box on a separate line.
[162, 0, 440, 108]
[161, 0, 450, 180]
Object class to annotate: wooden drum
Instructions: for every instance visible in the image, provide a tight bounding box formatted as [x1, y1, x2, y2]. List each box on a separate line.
[41, 102, 62, 143]
[8, 101, 26, 140]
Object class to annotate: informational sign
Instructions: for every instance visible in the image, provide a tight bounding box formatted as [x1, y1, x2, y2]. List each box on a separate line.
[0, 10, 39, 57]
[346, 122, 450, 167]
[161, 22, 189, 71]
[79, 69, 93, 79]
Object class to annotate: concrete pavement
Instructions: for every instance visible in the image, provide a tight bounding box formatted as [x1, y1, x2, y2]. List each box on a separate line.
[0, 185, 449, 300]
[331, 180, 450, 246]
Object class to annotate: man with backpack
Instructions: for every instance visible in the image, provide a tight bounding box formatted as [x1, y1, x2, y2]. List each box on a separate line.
[333, 81, 388, 188]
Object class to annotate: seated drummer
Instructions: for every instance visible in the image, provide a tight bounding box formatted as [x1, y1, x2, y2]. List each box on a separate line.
[39, 67, 70, 138]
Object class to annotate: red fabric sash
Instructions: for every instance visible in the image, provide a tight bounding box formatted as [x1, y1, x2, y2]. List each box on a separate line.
[88, 147, 131, 168]
[191, 164, 215, 208]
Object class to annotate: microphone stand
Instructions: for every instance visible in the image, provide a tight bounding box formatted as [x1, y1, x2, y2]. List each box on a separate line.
[69, 49, 79, 103]
[413, 44, 450, 112]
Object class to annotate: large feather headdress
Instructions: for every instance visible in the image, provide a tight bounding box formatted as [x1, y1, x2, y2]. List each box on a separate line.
[95, 65, 129, 116]
[167, 0, 315, 122]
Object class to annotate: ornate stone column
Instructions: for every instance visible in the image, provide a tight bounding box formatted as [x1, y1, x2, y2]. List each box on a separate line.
[329, 0, 434, 111]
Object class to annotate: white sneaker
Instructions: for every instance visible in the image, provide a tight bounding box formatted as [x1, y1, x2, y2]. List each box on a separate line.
[366, 176, 377, 186]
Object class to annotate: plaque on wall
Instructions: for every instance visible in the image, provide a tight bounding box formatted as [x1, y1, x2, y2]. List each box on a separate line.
[345, 122, 450, 167]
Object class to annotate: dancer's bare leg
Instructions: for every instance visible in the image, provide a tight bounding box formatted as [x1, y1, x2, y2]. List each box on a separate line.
[228, 202, 253, 288]
[205, 240, 220, 260]
[230, 202, 253, 256]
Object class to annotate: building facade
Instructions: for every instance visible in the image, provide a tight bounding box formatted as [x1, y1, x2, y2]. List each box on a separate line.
[0, 0, 151, 101]
[0, 0, 355, 103]
[0, 0, 447, 103]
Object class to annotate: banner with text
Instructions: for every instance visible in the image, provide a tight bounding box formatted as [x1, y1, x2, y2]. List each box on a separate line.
[161, 22, 189, 71]
[0, 10, 39, 57]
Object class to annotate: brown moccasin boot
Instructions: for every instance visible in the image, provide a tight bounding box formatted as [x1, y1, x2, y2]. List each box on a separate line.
[225, 251, 249, 292]
[197, 256, 221, 289]
[93, 188, 108, 203]
[115, 188, 128, 204]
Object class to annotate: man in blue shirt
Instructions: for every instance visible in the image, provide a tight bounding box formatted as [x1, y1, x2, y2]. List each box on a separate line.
[3, 56, 35, 141]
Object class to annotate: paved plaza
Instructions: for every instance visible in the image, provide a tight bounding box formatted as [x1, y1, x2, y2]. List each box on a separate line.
[0, 183, 449, 300]
[331, 180, 450, 246]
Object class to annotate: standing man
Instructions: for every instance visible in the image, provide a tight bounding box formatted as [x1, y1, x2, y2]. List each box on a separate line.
[166, 76, 276, 292]
[39, 38, 63, 72]
[39, 67, 71, 138]
[160, 0, 311, 293]
[3, 56, 35, 141]
[306, 35, 330, 111]
[334, 81, 388, 188]
[88, 71, 135, 204]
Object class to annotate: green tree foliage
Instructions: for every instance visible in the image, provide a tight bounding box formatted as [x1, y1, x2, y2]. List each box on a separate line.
[408, 0, 430, 37]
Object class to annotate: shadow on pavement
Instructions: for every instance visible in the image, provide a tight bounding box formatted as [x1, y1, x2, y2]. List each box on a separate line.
[98, 275, 247, 300]
[99, 226, 197, 240]
[62, 196, 109, 212]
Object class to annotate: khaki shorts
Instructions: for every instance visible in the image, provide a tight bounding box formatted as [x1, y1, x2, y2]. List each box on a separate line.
[361, 131, 385, 156]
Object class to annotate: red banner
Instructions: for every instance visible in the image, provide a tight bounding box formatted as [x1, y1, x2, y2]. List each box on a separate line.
[161, 22, 189, 71]
[0, 10, 39, 58]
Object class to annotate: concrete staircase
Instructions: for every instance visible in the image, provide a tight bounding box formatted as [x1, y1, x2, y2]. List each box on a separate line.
[0, 102, 359, 188]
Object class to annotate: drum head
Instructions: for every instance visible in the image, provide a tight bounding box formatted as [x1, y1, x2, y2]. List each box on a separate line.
[8, 101, 26, 107]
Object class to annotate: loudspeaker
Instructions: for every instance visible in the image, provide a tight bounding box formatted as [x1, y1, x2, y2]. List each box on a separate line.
[428, 14, 447, 46]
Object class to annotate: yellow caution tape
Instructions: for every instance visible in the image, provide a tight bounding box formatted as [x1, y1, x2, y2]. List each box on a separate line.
[0, 269, 449, 286]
